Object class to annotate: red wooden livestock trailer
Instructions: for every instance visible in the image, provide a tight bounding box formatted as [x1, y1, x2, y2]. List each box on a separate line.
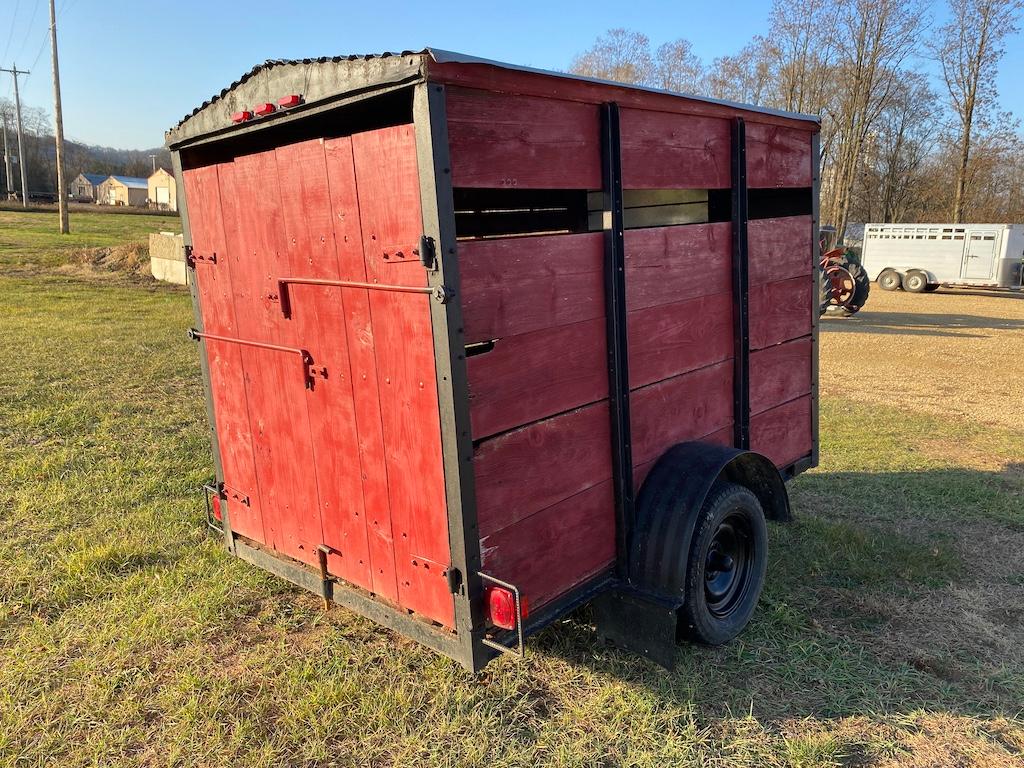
[166, 49, 820, 671]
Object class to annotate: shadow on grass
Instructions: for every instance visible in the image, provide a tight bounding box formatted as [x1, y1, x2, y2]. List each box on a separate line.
[521, 465, 1023, 724]
[822, 310, 1024, 337]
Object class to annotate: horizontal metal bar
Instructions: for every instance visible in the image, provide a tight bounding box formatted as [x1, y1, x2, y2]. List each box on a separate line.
[186, 328, 324, 389]
[276, 277, 448, 318]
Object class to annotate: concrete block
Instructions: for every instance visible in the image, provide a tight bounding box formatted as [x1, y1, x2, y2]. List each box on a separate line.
[150, 232, 187, 285]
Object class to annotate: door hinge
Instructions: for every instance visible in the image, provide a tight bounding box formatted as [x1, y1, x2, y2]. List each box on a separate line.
[419, 234, 437, 271]
[185, 246, 217, 268]
[446, 567, 463, 595]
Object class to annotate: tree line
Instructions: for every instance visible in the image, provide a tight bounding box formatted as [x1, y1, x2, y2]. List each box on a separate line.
[0, 98, 170, 199]
[570, 0, 1023, 238]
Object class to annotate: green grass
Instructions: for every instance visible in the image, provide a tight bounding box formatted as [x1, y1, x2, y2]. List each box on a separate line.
[1, 272, 1023, 766]
[0, 209, 180, 269]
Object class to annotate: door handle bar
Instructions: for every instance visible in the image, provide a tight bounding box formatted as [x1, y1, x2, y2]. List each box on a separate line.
[186, 328, 326, 388]
[276, 277, 450, 318]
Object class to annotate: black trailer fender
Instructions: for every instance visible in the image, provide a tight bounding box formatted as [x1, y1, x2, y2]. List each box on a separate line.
[592, 441, 789, 668]
[630, 441, 790, 594]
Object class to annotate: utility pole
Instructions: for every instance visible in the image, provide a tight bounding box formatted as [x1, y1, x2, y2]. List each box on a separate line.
[49, 0, 69, 233]
[2, 111, 12, 200]
[149, 154, 156, 173]
[0, 64, 30, 207]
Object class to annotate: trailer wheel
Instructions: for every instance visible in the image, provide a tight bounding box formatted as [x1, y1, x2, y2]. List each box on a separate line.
[878, 269, 902, 291]
[679, 482, 767, 645]
[924, 283, 941, 292]
[903, 270, 928, 293]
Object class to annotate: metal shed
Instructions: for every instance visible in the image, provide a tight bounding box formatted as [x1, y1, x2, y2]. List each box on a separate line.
[167, 49, 820, 671]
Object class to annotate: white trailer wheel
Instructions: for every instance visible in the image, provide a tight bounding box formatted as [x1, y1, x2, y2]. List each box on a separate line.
[878, 269, 902, 291]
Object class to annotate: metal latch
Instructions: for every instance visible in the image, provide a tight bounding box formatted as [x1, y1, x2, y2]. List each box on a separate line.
[419, 235, 437, 270]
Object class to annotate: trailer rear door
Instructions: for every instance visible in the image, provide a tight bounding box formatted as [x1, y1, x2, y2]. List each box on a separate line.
[183, 124, 454, 628]
[963, 230, 997, 279]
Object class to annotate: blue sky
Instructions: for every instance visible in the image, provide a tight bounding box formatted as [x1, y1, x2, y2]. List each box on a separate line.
[3, 0, 1023, 149]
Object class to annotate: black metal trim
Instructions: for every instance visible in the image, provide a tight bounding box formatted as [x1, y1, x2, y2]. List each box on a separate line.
[172, 150, 235, 554]
[809, 131, 821, 469]
[413, 81, 488, 672]
[730, 117, 751, 450]
[231, 535, 464, 661]
[600, 102, 635, 583]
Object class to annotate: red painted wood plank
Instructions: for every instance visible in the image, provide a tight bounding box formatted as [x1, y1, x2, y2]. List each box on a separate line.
[446, 86, 602, 189]
[351, 124, 453, 628]
[274, 138, 373, 591]
[479, 481, 615, 609]
[459, 233, 604, 343]
[428, 62, 822, 131]
[751, 395, 812, 468]
[322, 135, 401, 605]
[628, 292, 734, 390]
[467, 317, 607, 439]
[218, 152, 324, 567]
[620, 108, 730, 189]
[474, 403, 612, 538]
[748, 215, 813, 284]
[750, 337, 812, 416]
[749, 276, 813, 350]
[633, 425, 733, 489]
[631, 361, 734, 467]
[182, 164, 266, 545]
[746, 123, 813, 188]
[459, 223, 731, 344]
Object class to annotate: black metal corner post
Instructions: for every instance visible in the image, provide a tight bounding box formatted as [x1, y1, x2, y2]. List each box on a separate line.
[730, 118, 751, 451]
[600, 102, 635, 582]
[172, 149, 234, 554]
[413, 81, 489, 672]
[809, 130, 821, 469]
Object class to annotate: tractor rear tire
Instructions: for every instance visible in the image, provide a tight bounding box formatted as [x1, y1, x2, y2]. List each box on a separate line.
[821, 252, 871, 316]
[903, 270, 928, 293]
[678, 482, 767, 646]
[878, 269, 902, 291]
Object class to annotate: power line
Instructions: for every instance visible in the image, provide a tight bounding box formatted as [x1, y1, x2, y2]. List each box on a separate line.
[13, 0, 41, 64]
[1, 0, 22, 66]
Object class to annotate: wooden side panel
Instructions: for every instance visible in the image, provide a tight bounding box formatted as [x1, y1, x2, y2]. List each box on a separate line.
[620, 108, 730, 189]
[474, 403, 611, 538]
[749, 276, 813, 350]
[274, 138, 373, 591]
[748, 215, 813, 283]
[459, 233, 604, 343]
[746, 123, 813, 188]
[351, 125, 453, 627]
[182, 164, 265, 545]
[322, 136, 400, 603]
[446, 87, 601, 189]
[631, 361, 734, 467]
[479, 481, 615, 609]
[751, 395, 813, 467]
[633, 426, 733, 489]
[750, 337, 812, 416]
[218, 153, 324, 566]
[625, 223, 732, 311]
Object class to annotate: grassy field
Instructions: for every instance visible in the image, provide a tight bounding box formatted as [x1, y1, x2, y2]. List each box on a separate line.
[1, 213, 1022, 766]
[0, 208, 180, 271]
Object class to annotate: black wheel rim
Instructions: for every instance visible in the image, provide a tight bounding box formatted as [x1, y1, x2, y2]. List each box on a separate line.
[704, 512, 754, 619]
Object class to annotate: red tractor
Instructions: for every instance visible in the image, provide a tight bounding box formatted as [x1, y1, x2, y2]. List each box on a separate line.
[819, 226, 870, 316]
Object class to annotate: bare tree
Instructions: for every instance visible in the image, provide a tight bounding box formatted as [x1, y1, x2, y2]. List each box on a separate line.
[570, 29, 654, 85]
[706, 40, 773, 104]
[654, 39, 705, 93]
[930, 0, 1023, 222]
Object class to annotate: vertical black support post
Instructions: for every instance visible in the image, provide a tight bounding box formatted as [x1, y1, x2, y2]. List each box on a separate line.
[730, 117, 751, 450]
[809, 130, 821, 468]
[600, 102, 635, 581]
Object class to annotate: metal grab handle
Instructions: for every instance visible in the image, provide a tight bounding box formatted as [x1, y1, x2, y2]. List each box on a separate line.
[276, 277, 451, 318]
[186, 328, 327, 389]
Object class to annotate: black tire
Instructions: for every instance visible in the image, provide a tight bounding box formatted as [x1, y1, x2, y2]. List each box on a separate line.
[843, 259, 870, 314]
[679, 481, 768, 645]
[924, 283, 941, 292]
[903, 270, 928, 293]
[878, 269, 902, 291]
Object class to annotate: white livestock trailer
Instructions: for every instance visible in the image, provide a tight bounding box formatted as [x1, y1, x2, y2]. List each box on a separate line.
[861, 223, 1024, 292]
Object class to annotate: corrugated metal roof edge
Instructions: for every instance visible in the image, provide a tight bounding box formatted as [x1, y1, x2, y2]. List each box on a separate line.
[169, 48, 820, 134]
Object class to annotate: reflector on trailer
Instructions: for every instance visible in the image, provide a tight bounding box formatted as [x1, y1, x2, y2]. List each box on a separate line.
[211, 495, 222, 521]
[231, 110, 252, 123]
[486, 585, 528, 630]
[254, 102, 276, 116]
[278, 94, 301, 108]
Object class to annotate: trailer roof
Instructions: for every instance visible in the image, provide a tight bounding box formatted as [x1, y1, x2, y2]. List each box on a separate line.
[167, 49, 819, 148]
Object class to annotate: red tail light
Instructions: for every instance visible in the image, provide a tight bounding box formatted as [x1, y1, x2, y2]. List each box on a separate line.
[231, 110, 252, 123]
[211, 494, 222, 521]
[254, 102, 276, 117]
[486, 585, 528, 630]
[278, 94, 302, 108]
